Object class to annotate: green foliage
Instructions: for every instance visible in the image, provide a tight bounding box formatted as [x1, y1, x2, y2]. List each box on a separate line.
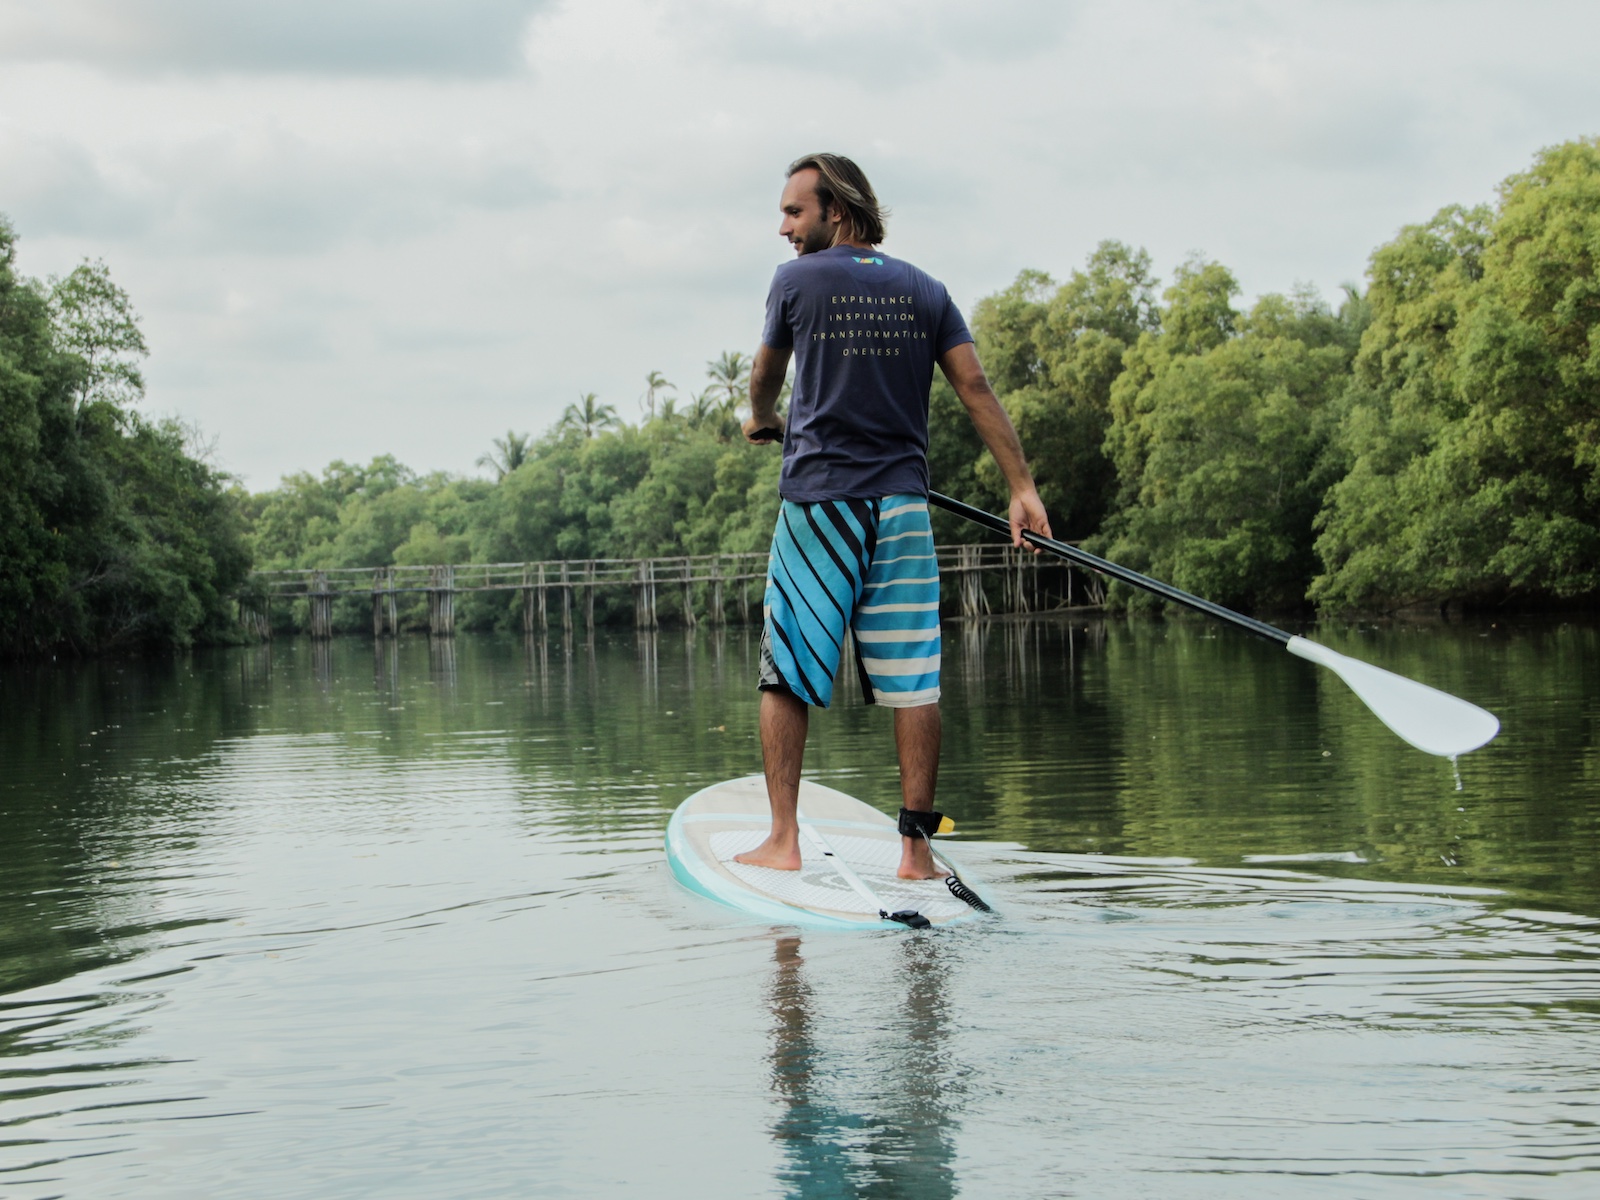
[78, 411, 252, 646]
[475, 430, 532, 480]
[703, 350, 752, 422]
[0, 217, 82, 652]
[19, 135, 1584, 648]
[950, 140, 1600, 615]
[1099, 309, 1351, 610]
[48, 258, 148, 419]
[640, 369, 675, 421]
[247, 141, 1600, 628]
[247, 455, 420, 568]
[969, 243, 1161, 538]
[1313, 138, 1600, 609]
[558, 392, 619, 440]
[0, 218, 248, 655]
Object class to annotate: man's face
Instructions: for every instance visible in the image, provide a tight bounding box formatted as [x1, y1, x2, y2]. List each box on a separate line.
[778, 168, 838, 256]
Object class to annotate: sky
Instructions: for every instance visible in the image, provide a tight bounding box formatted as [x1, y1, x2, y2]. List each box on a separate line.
[3, 0, 1597, 489]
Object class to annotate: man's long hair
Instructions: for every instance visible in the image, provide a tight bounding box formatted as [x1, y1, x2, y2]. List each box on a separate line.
[787, 153, 888, 246]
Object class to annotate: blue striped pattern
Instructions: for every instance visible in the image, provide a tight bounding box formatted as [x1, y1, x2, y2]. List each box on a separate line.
[762, 495, 941, 708]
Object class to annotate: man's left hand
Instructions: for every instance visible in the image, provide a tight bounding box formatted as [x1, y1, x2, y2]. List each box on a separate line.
[743, 415, 785, 444]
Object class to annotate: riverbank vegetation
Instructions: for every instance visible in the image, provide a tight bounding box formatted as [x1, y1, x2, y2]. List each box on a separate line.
[0, 221, 250, 657]
[4, 138, 1596, 651]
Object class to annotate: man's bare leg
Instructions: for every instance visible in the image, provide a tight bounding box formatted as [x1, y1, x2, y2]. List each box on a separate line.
[734, 687, 809, 870]
[895, 702, 941, 879]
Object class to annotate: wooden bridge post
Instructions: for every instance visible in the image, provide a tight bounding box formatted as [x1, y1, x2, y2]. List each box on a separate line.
[428, 565, 456, 636]
[310, 571, 333, 639]
[238, 597, 271, 640]
[560, 562, 572, 633]
[709, 558, 724, 626]
[958, 545, 986, 619]
[537, 562, 548, 631]
[634, 560, 660, 629]
[681, 557, 697, 629]
[585, 560, 596, 631]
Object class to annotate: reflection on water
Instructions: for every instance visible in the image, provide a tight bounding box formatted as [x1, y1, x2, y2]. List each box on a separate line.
[1, 617, 1598, 1197]
[768, 935, 956, 1199]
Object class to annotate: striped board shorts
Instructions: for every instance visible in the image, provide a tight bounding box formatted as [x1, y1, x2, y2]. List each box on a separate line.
[759, 494, 941, 709]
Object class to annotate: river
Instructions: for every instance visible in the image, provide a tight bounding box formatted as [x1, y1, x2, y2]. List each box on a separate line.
[2, 616, 1597, 1198]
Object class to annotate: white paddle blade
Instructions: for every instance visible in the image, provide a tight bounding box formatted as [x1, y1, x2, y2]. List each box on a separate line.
[1286, 636, 1500, 758]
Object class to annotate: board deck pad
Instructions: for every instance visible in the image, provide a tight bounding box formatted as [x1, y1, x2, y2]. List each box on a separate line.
[665, 775, 983, 928]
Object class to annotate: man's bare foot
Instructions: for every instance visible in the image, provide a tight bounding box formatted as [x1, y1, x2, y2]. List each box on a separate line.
[897, 837, 940, 880]
[734, 835, 802, 871]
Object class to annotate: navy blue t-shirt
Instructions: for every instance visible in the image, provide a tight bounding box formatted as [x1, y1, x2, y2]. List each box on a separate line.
[761, 245, 972, 501]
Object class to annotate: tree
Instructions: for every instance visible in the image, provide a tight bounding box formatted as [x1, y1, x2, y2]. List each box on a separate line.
[248, 455, 417, 568]
[704, 350, 752, 420]
[686, 389, 722, 432]
[48, 259, 148, 423]
[1098, 311, 1349, 611]
[1312, 137, 1600, 610]
[1, 222, 248, 654]
[559, 393, 619, 440]
[476, 430, 532, 480]
[1105, 256, 1242, 511]
[970, 242, 1162, 537]
[641, 370, 675, 420]
[0, 218, 81, 652]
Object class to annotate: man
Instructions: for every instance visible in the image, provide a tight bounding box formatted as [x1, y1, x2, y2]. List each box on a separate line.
[736, 153, 1051, 880]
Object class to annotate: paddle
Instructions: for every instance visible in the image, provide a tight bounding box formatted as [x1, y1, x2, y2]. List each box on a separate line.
[927, 491, 1501, 759]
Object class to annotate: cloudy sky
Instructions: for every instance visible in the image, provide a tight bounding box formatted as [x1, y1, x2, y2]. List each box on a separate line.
[3, 0, 1597, 488]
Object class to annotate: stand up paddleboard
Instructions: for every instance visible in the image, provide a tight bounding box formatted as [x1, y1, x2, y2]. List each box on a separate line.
[665, 776, 991, 929]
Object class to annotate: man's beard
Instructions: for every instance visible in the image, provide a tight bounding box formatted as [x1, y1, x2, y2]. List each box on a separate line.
[797, 224, 835, 255]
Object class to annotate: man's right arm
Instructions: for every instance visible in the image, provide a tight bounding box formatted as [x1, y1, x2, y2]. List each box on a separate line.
[744, 343, 792, 443]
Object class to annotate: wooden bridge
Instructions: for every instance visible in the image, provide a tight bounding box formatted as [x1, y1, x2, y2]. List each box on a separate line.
[242, 542, 1104, 638]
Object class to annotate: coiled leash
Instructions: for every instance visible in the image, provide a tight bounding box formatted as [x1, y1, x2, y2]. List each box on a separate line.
[897, 808, 994, 914]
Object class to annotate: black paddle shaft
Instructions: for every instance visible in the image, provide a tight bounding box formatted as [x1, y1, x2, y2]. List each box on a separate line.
[927, 491, 1291, 647]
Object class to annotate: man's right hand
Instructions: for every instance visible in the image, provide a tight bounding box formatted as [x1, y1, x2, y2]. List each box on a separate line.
[1010, 487, 1052, 551]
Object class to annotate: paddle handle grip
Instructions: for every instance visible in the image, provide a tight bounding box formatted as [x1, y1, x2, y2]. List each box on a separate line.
[927, 491, 1292, 647]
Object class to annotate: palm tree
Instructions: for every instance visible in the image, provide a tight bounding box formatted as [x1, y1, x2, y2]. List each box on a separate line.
[704, 351, 752, 421]
[641, 370, 675, 420]
[476, 430, 533, 480]
[559, 393, 619, 439]
[687, 389, 725, 429]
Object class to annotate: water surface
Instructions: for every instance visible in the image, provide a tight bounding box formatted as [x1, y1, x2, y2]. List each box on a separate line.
[2, 618, 1597, 1197]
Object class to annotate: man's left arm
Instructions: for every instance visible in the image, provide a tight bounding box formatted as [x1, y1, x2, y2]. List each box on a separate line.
[936, 341, 1052, 549]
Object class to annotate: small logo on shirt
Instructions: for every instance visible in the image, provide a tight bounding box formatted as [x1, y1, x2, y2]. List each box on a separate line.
[852, 256, 885, 266]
